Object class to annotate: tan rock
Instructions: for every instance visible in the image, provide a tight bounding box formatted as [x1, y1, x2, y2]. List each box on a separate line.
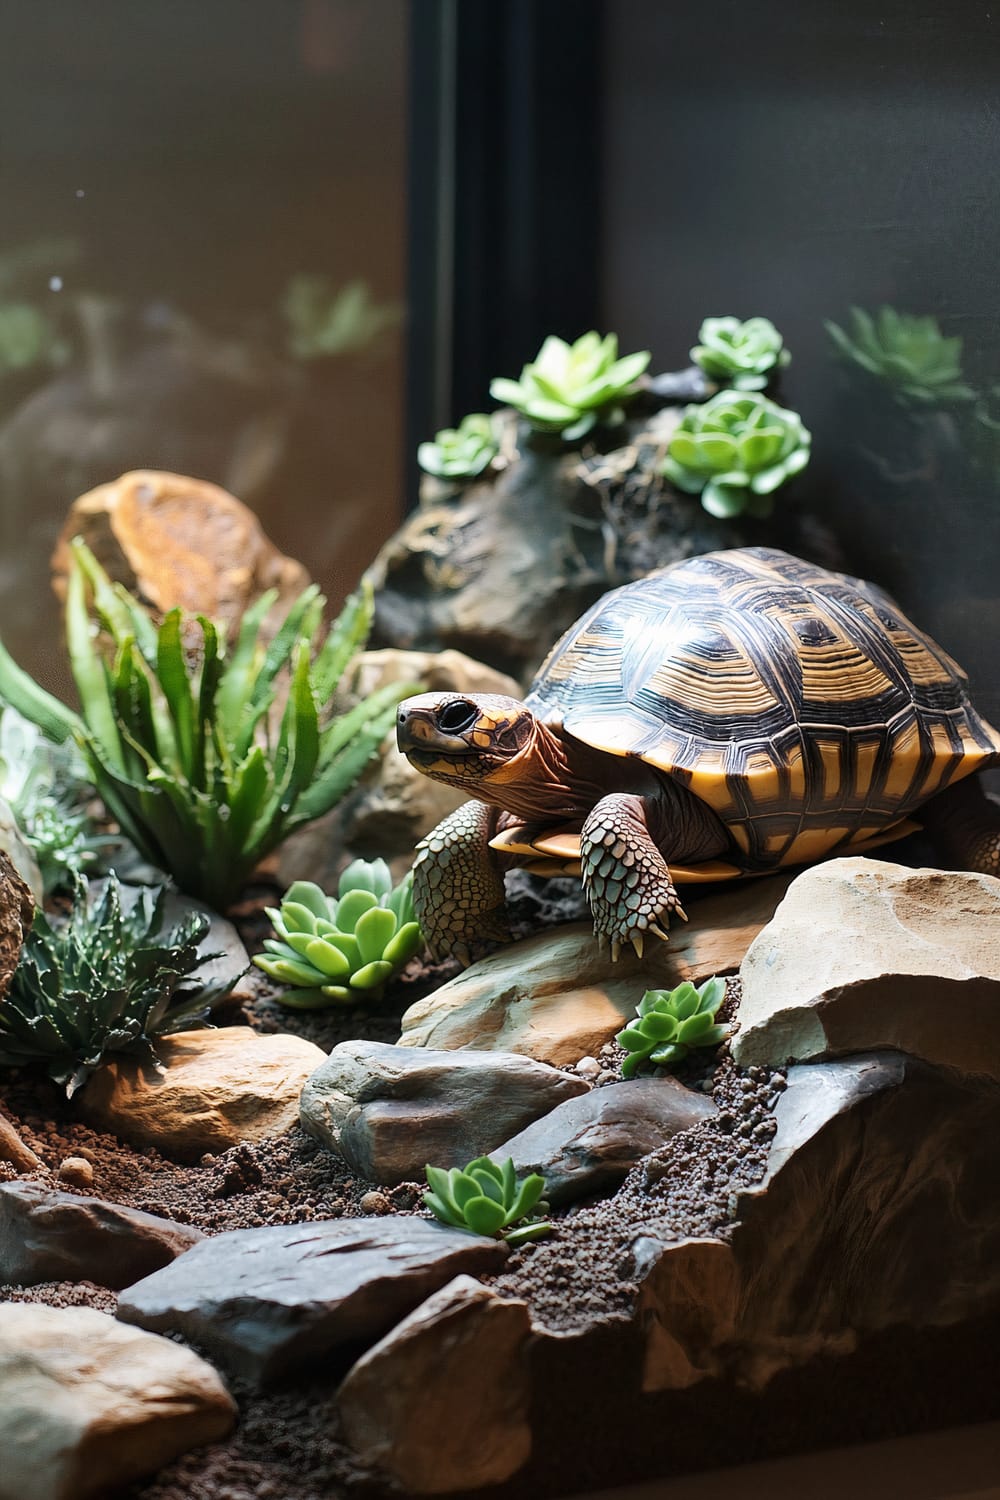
[0, 847, 33, 1003]
[0, 795, 43, 905]
[78, 1027, 326, 1161]
[0, 1110, 40, 1173]
[734, 859, 1000, 1077]
[399, 874, 793, 1066]
[0, 1304, 235, 1500]
[51, 469, 310, 637]
[338, 1275, 532, 1493]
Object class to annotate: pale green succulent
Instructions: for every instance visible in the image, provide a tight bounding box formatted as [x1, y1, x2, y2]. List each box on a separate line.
[417, 413, 500, 481]
[489, 331, 651, 441]
[283, 275, 403, 359]
[690, 316, 790, 391]
[662, 390, 811, 518]
[617, 977, 730, 1078]
[825, 306, 975, 408]
[254, 859, 424, 1009]
[424, 1157, 551, 1246]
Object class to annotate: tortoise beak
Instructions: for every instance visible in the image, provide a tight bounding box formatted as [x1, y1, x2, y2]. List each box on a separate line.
[396, 700, 473, 758]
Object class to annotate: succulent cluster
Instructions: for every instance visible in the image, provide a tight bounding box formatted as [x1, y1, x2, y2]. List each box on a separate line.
[424, 1157, 551, 1245]
[825, 306, 975, 408]
[417, 413, 500, 481]
[490, 331, 650, 441]
[0, 874, 238, 1096]
[0, 542, 412, 911]
[662, 390, 811, 518]
[254, 860, 423, 1008]
[690, 316, 789, 392]
[617, 976, 730, 1077]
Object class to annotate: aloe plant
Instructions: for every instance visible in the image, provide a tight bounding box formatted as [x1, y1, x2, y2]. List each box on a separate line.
[825, 306, 975, 408]
[254, 860, 423, 1008]
[690, 316, 789, 392]
[0, 541, 412, 910]
[424, 1157, 551, 1246]
[661, 390, 811, 518]
[617, 977, 730, 1078]
[490, 331, 650, 441]
[418, 413, 500, 481]
[0, 873, 238, 1097]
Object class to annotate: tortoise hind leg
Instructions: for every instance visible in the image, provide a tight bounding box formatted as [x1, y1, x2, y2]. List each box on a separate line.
[919, 776, 1000, 879]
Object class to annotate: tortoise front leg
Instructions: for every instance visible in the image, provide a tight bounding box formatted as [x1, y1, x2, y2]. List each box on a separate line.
[412, 800, 511, 965]
[580, 793, 688, 961]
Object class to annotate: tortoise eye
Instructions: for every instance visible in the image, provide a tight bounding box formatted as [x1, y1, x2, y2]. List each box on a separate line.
[437, 700, 479, 734]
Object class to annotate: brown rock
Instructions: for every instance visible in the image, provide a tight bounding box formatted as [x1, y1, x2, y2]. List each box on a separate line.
[0, 1304, 236, 1500]
[338, 1275, 533, 1493]
[51, 469, 310, 638]
[56, 1156, 94, 1189]
[399, 875, 792, 1066]
[0, 1110, 40, 1173]
[78, 1027, 326, 1162]
[0, 847, 33, 1004]
[735, 859, 1000, 1078]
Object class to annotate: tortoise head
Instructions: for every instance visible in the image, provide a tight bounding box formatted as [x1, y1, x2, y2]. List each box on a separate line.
[396, 693, 540, 798]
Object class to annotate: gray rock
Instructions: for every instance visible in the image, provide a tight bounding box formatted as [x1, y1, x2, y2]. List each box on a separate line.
[118, 1216, 509, 1383]
[638, 1052, 1000, 1393]
[735, 858, 1000, 1078]
[338, 1275, 532, 1494]
[300, 1039, 590, 1186]
[0, 1304, 235, 1500]
[489, 1077, 717, 1208]
[0, 1180, 204, 1289]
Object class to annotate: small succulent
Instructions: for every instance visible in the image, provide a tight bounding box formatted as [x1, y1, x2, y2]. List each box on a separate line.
[417, 413, 500, 481]
[690, 316, 790, 392]
[254, 859, 423, 1009]
[424, 1157, 551, 1246]
[617, 977, 730, 1078]
[490, 331, 651, 441]
[825, 306, 975, 408]
[283, 274, 403, 359]
[0, 874, 238, 1097]
[662, 390, 811, 518]
[0, 302, 68, 375]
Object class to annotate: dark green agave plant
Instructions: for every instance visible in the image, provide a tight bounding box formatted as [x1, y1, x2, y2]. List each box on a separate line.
[617, 976, 730, 1078]
[490, 331, 650, 441]
[0, 541, 413, 910]
[662, 390, 811, 518]
[825, 306, 975, 408]
[424, 1156, 552, 1246]
[417, 413, 500, 481]
[690, 316, 790, 392]
[0, 873, 238, 1096]
[254, 859, 424, 1008]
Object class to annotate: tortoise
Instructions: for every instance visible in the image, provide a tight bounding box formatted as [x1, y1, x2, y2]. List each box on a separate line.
[396, 547, 1000, 963]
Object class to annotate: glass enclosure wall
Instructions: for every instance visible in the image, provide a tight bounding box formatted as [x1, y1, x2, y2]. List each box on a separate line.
[0, 0, 407, 693]
[603, 0, 1000, 723]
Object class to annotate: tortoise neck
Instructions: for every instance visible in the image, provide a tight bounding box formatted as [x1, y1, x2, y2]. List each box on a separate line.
[485, 720, 607, 822]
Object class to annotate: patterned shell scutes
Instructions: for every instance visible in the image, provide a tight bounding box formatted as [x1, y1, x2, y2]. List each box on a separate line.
[526, 547, 1000, 871]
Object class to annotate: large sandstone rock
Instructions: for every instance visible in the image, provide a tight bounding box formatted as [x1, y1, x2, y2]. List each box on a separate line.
[489, 1077, 717, 1208]
[0, 1180, 204, 1289]
[118, 1216, 509, 1383]
[338, 1275, 533, 1494]
[0, 848, 33, 1003]
[78, 1027, 326, 1161]
[300, 1039, 589, 1185]
[400, 875, 792, 1066]
[637, 1052, 1000, 1393]
[51, 469, 310, 638]
[734, 859, 1000, 1077]
[0, 1304, 235, 1500]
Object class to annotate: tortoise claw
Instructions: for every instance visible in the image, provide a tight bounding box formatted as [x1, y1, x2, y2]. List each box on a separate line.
[631, 933, 644, 960]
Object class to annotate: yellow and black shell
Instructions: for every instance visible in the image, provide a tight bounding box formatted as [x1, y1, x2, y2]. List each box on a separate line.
[525, 547, 1000, 873]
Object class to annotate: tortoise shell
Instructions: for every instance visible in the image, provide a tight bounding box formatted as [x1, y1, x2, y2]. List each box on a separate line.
[524, 547, 1000, 872]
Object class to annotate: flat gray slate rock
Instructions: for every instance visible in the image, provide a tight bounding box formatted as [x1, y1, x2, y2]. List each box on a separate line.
[118, 1215, 508, 1383]
[0, 1180, 204, 1290]
[490, 1077, 717, 1208]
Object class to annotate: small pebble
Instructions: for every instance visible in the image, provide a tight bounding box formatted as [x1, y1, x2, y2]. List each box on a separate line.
[576, 1056, 601, 1079]
[358, 1190, 392, 1215]
[57, 1156, 94, 1188]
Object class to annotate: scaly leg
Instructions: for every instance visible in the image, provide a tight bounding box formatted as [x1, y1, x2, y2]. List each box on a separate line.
[412, 800, 510, 965]
[580, 793, 687, 961]
[919, 775, 1000, 878]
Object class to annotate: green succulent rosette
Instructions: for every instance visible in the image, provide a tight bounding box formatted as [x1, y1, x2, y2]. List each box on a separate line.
[254, 859, 424, 1009]
[690, 316, 790, 392]
[489, 331, 650, 441]
[825, 306, 975, 408]
[423, 1156, 552, 1246]
[662, 390, 811, 518]
[616, 976, 730, 1078]
[417, 413, 500, 480]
